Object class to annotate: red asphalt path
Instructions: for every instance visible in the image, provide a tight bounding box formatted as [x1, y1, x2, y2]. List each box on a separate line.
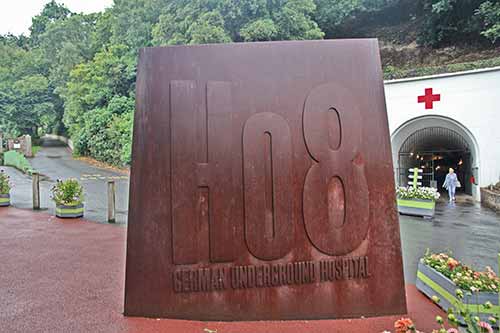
[0, 207, 446, 333]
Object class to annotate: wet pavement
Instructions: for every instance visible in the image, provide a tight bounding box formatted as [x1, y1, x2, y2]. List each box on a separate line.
[400, 196, 500, 282]
[2, 137, 129, 224]
[0, 207, 448, 333]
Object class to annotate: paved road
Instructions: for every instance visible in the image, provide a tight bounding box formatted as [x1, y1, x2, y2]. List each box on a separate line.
[3, 138, 129, 224]
[2, 141, 499, 281]
[400, 197, 500, 281]
[0, 208, 447, 333]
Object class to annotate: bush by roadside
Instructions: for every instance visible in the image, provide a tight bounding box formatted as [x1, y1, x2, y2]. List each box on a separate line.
[3, 151, 35, 175]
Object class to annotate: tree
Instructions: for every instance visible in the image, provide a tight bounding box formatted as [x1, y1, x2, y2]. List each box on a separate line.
[275, 0, 324, 40]
[152, 0, 324, 45]
[476, 1, 500, 43]
[36, 13, 100, 133]
[0, 44, 55, 137]
[240, 19, 278, 41]
[61, 44, 136, 165]
[105, 0, 166, 50]
[188, 11, 232, 44]
[314, 0, 365, 37]
[417, 0, 486, 47]
[30, 1, 71, 46]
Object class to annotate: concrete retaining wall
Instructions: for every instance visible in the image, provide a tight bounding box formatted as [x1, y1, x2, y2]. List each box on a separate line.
[44, 134, 74, 151]
[481, 188, 500, 211]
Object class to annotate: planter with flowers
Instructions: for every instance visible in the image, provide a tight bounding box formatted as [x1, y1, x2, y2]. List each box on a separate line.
[416, 251, 500, 327]
[396, 186, 440, 218]
[51, 179, 84, 218]
[0, 170, 11, 207]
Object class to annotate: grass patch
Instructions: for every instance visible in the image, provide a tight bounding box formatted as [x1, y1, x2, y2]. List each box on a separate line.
[3, 151, 35, 174]
[32, 146, 41, 156]
[384, 56, 500, 80]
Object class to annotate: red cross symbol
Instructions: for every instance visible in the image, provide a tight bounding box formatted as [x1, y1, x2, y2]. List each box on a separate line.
[418, 88, 441, 109]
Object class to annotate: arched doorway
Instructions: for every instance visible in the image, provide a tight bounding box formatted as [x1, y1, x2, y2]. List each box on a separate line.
[391, 116, 480, 200]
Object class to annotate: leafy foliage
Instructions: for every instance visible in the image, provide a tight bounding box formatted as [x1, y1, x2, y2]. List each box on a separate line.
[477, 1, 500, 43]
[417, 0, 498, 47]
[152, 0, 323, 45]
[51, 178, 84, 206]
[29, 0, 71, 46]
[0, 43, 55, 137]
[0, 170, 11, 194]
[3, 151, 34, 174]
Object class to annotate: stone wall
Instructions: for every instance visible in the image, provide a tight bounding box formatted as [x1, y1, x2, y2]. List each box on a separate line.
[480, 188, 500, 212]
[6, 135, 32, 157]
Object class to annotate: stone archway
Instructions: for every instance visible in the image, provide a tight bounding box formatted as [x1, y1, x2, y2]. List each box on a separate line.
[391, 115, 480, 201]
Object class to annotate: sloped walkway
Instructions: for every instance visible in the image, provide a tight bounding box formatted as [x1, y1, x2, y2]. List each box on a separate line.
[0, 208, 446, 333]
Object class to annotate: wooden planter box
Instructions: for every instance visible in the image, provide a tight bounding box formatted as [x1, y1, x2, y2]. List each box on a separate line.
[56, 203, 84, 218]
[0, 193, 10, 207]
[397, 198, 435, 218]
[416, 260, 499, 326]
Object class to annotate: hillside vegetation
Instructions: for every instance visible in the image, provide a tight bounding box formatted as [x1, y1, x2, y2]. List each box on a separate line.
[0, 0, 499, 167]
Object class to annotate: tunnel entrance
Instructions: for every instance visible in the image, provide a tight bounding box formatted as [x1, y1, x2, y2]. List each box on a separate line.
[391, 116, 480, 200]
[397, 127, 473, 195]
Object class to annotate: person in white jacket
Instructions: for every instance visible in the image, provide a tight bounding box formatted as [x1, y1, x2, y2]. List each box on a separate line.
[443, 168, 459, 202]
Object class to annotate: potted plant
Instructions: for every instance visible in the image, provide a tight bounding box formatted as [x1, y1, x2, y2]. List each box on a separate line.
[396, 186, 440, 218]
[416, 251, 500, 327]
[0, 170, 11, 207]
[51, 179, 84, 218]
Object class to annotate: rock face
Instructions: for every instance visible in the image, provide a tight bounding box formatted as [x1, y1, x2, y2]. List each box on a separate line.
[124, 40, 407, 321]
[481, 188, 500, 212]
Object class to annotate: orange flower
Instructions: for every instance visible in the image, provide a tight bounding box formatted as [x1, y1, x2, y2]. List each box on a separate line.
[447, 258, 459, 271]
[395, 318, 414, 333]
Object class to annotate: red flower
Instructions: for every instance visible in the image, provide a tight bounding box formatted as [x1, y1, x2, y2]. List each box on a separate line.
[447, 258, 459, 271]
[395, 318, 414, 333]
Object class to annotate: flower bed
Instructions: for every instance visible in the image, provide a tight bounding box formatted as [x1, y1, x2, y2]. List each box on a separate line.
[0, 170, 11, 207]
[396, 187, 440, 218]
[416, 252, 500, 326]
[51, 179, 84, 218]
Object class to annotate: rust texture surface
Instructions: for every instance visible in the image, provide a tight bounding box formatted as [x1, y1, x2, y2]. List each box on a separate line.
[125, 40, 406, 321]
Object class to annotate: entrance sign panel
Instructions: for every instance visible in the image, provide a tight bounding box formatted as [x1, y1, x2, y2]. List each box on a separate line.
[125, 40, 406, 320]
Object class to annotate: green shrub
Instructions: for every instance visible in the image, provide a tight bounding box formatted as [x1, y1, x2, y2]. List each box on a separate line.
[0, 170, 11, 194]
[417, 0, 485, 47]
[477, 1, 500, 43]
[72, 96, 134, 167]
[51, 179, 84, 206]
[3, 151, 34, 174]
[31, 146, 41, 156]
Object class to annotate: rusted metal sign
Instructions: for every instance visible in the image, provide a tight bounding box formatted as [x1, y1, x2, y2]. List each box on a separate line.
[125, 40, 406, 320]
